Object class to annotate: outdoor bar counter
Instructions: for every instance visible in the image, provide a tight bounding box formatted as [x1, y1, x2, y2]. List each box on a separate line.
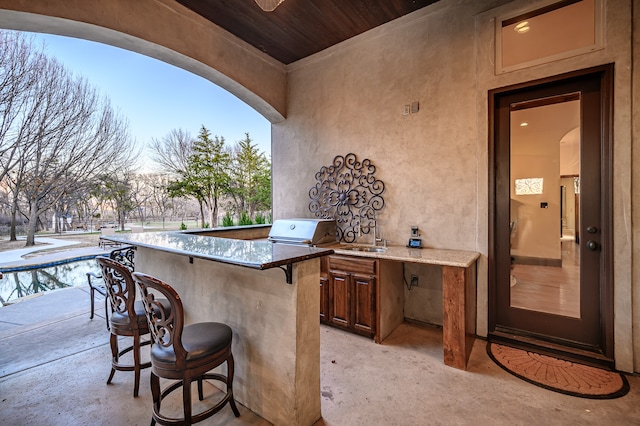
[104, 229, 332, 426]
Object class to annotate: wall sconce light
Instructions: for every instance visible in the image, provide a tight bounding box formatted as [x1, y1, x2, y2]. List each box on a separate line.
[255, 0, 285, 12]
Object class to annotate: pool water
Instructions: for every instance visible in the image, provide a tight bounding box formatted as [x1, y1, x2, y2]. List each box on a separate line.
[0, 259, 101, 306]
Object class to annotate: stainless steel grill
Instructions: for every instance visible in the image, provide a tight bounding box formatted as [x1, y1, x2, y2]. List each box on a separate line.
[268, 218, 337, 246]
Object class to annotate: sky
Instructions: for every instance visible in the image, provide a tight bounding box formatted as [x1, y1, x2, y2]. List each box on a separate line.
[25, 31, 272, 170]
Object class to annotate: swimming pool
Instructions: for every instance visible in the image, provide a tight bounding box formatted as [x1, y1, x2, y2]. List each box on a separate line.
[0, 258, 101, 306]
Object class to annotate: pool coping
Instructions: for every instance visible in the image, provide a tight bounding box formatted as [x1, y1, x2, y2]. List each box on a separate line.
[0, 247, 110, 272]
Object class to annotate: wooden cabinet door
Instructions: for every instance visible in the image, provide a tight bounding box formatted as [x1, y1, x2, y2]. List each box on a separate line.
[329, 271, 350, 328]
[319, 276, 328, 323]
[324, 255, 377, 337]
[352, 273, 376, 336]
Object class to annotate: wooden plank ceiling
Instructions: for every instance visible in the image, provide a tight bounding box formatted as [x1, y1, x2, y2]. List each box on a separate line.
[175, 0, 440, 64]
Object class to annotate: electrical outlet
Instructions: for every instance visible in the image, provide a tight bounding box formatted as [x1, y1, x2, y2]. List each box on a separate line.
[411, 274, 419, 287]
[403, 105, 410, 116]
[411, 226, 419, 237]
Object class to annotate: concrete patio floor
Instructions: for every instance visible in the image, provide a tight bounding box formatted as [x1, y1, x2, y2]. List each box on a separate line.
[1, 283, 640, 425]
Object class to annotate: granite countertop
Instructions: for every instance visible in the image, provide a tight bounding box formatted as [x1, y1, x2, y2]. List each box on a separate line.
[330, 244, 480, 268]
[101, 230, 478, 270]
[101, 231, 333, 270]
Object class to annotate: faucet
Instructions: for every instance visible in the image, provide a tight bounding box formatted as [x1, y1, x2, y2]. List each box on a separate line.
[357, 205, 381, 247]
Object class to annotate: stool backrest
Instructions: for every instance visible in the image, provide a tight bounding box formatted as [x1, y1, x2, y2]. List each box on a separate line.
[96, 256, 137, 321]
[132, 272, 187, 366]
[109, 246, 136, 272]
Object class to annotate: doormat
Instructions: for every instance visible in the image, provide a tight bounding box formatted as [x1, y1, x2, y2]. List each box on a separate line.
[487, 342, 629, 399]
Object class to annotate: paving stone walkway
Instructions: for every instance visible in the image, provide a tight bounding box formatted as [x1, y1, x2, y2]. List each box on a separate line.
[0, 237, 108, 270]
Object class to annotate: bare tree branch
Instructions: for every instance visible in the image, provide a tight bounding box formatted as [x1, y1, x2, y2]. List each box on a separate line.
[0, 30, 136, 245]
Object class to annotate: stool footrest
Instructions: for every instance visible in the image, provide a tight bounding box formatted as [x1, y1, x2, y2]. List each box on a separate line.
[152, 373, 240, 425]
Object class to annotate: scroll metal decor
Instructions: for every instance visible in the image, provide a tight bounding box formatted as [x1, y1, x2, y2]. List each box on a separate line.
[309, 153, 385, 243]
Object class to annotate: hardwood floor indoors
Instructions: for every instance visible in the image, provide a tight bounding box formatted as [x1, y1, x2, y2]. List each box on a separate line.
[510, 236, 580, 318]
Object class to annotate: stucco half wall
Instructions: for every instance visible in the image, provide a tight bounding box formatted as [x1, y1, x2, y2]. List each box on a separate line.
[0, 0, 287, 123]
[135, 247, 322, 425]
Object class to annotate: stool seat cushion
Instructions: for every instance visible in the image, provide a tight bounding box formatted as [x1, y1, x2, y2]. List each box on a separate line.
[151, 322, 232, 365]
[111, 300, 171, 329]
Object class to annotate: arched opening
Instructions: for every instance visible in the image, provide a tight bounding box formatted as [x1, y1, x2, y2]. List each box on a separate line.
[0, 1, 287, 123]
[0, 2, 282, 237]
[30, 32, 272, 157]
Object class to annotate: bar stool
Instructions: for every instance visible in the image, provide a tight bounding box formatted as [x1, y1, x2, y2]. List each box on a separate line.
[87, 246, 136, 330]
[96, 255, 154, 397]
[132, 272, 241, 425]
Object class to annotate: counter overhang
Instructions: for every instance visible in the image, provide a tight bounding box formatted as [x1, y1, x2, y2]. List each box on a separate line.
[101, 230, 334, 272]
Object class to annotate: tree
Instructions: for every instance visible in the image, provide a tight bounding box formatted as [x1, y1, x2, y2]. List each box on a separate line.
[150, 127, 271, 228]
[0, 31, 135, 245]
[149, 128, 204, 225]
[75, 184, 102, 231]
[97, 172, 136, 231]
[144, 173, 173, 229]
[252, 159, 272, 215]
[228, 133, 271, 219]
[129, 176, 152, 226]
[166, 176, 206, 227]
[189, 127, 231, 227]
[164, 126, 231, 228]
[0, 31, 43, 183]
[149, 128, 194, 175]
[1, 31, 44, 240]
[127, 173, 183, 228]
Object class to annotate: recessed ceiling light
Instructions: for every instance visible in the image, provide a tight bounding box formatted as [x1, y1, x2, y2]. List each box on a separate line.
[514, 21, 530, 34]
[520, 122, 528, 127]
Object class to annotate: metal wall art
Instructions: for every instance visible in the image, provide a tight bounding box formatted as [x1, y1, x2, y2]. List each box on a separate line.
[309, 153, 385, 243]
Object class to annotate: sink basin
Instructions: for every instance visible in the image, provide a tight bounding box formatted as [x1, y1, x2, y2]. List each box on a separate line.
[339, 245, 387, 253]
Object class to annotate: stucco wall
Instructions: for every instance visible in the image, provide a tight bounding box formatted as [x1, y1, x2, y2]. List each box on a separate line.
[136, 248, 322, 425]
[274, 2, 482, 253]
[273, 0, 635, 371]
[273, 0, 489, 327]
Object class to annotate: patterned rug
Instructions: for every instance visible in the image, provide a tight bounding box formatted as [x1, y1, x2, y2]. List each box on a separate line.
[487, 342, 629, 399]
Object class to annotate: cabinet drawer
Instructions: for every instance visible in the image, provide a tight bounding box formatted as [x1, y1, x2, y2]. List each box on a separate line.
[329, 255, 376, 275]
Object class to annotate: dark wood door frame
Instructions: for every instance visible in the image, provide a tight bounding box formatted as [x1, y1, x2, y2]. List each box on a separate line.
[487, 64, 614, 366]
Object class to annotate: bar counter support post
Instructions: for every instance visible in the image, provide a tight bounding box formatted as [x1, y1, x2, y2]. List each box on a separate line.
[442, 263, 477, 370]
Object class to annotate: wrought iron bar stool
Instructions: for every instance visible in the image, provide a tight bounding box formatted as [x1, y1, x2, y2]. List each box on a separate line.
[132, 272, 241, 425]
[96, 255, 166, 397]
[87, 246, 136, 330]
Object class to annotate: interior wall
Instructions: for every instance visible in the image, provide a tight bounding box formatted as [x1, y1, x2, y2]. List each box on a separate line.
[509, 101, 580, 262]
[560, 177, 576, 235]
